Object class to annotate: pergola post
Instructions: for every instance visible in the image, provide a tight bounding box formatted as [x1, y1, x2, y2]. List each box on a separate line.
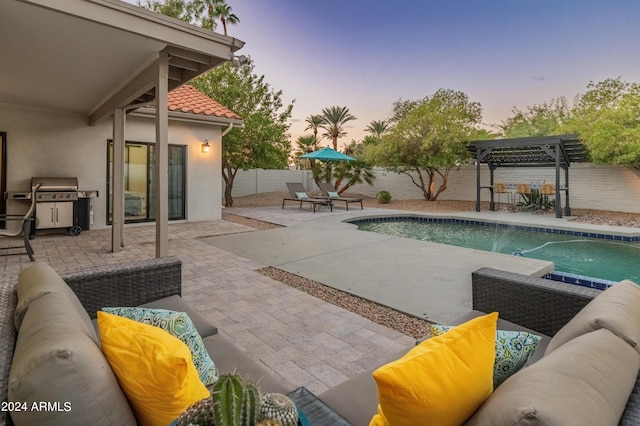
[554, 145, 562, 218]
[475, 148, 481, 212]
[564, 166, 571, 216]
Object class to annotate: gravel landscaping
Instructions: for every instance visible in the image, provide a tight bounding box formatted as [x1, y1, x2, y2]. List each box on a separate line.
[222, 191, 639, 338]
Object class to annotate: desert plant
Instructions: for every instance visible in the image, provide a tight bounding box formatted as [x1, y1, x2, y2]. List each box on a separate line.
[376, 190, 392, 204]
[176, 373, 259, 426]
[258, 393, 298, 426]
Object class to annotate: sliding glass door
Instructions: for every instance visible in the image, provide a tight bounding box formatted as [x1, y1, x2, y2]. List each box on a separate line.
[107, 141, 186, 223]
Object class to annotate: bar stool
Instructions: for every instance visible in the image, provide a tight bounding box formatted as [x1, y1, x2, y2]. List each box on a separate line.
[493, 182, 509, 208]
[515, 183, 531, 204]
[540, 183, 555, 195]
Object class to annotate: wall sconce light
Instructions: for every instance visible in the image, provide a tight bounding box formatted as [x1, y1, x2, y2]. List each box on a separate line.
[201, 139, 211, 154]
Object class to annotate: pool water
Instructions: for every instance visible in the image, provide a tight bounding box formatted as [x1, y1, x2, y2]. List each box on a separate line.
[355, 219, 640, 282]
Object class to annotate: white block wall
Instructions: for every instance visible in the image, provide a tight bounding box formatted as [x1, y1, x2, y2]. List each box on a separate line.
[230, 164, 640, 213]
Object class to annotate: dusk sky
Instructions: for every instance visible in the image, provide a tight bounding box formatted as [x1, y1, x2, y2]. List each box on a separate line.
[136, 1, 640, 148]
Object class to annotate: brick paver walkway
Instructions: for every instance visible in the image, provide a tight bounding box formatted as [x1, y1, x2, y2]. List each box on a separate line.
[0, 220, 413, 394]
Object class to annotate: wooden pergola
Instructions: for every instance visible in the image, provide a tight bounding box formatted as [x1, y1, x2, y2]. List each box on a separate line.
[467, 134, 589, 218]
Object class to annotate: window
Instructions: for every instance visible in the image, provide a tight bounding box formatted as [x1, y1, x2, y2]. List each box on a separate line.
[107, 141, 186, 223]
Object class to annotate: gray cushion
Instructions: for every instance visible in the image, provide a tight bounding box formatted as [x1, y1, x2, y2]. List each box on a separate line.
[318, 360, 396, 426]
[465, 329, 640, 426]
[202, 334, 290, 394]
[14, 262, 94, 336]
[545, 279, 640, 355]
[140, 294, 218, 338]
[9, 291, 136, 426]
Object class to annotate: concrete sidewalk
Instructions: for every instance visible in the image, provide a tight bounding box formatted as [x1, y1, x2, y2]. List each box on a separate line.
[214, 206, 639, 323]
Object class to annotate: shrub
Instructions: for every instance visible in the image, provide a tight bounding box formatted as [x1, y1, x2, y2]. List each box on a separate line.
[376, 190, 392, 204]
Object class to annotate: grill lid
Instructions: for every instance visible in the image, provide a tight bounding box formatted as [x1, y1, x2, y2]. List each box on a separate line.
[32, 177, 78, 192]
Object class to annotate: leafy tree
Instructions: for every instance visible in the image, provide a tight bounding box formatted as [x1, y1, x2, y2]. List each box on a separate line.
[364, 120, 389, 140]
[319, 106, 357, 150]
[192, 59, 294, 206]
[498, 97, 571, 138]
[568, 78, 640, 167]
[367, 89, 485, 201]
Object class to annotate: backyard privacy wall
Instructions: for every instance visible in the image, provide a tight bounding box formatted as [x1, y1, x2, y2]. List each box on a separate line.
[229, 164, 640, 214]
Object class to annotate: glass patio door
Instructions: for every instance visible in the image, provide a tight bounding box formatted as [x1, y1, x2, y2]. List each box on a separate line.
[108, 141, 186, 223]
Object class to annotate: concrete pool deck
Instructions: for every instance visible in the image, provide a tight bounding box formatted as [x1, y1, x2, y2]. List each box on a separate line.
[207, 206, 639, 323]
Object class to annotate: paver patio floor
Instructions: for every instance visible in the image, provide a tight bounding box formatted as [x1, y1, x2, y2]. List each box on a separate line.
[0, 219, 413, 395]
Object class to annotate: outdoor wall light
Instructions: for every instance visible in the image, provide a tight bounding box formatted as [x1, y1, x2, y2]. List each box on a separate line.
[201, 139, 211, 154]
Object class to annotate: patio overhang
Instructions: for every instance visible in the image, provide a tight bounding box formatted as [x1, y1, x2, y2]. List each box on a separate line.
[467, 134, 589, 218]
[0, 0, 245, 257]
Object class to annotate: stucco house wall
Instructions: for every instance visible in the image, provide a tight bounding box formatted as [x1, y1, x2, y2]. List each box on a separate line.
[1, 103, 223, 231]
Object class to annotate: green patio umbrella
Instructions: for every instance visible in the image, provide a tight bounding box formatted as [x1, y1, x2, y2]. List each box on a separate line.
[300, 146, 355, 161]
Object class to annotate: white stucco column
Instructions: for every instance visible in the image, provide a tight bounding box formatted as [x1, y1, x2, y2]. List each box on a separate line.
[112, 107, 125, 252]
[155, 51, 169, 258]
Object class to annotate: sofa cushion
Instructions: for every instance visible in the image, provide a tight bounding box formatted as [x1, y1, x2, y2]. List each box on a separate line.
[14, 262, 95, 337]
[102, 306, 218, 386]
[545, 279, 640, 355]
[317, 350, 406, 426]
[465, 328, 640, 426]
[428, 324, 542, 388]
[202, 334, 290, 394]
[370, 312, 497, 426]
[9, 292, 136, 426]
[140, 294, 218, 338]
[98, 312, 210, 426]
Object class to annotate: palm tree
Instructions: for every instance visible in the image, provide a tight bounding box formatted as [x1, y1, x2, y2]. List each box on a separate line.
[319, 106, 357, 150]
[189, 0, 238, 34]
[365, 120, 389, 139]
[292, 135, 318, 169]
[213, 1, 239, 35]
[304, 115, 324, 140]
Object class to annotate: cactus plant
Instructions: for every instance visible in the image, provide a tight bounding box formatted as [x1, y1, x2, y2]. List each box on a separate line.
[175, 373, 260, 426]
[258, 393, 298, 426]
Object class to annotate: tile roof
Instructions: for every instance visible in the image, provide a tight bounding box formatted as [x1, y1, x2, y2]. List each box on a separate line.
[168, 85, 241, 121]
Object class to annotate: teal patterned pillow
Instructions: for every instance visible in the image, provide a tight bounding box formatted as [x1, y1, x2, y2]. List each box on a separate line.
[102, 307, 217, 386]
[429, 324, 541, 388]
[327, 191, 339, 199]
[295, 192, 308, 199]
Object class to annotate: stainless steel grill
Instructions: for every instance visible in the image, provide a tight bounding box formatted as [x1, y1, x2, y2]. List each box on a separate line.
[31, 177, 78, 201]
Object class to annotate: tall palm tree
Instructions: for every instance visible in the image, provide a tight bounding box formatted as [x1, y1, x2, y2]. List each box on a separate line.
[319, 106, 357, 150]
[213, 1, 239, 35]
[365, 120, 389, 139]
[304, 115, 324, 140]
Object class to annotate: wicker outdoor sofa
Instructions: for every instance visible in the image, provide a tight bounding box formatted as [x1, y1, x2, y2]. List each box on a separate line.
[0, 257, 290, 426]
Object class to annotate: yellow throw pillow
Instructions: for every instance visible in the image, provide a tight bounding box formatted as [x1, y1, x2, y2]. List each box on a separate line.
[370, 312, 498, 426]
[97, 311, 210, 426]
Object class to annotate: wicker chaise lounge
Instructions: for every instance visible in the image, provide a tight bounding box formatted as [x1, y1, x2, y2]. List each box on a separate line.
[282, 182, 332, 213]
[318, 182, 363, 210]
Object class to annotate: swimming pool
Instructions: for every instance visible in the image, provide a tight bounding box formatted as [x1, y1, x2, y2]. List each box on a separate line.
[351, 217, 640, 284]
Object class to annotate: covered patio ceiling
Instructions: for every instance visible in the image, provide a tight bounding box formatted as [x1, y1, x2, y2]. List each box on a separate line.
[467, 134, 589, 218]
[0, 0, 244, 124]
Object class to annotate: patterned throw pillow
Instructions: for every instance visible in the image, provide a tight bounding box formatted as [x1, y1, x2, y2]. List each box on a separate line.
[294, 191, 308, 199]
[429, 324, 542, 388]
[326, 191, 339, 199]
[102, 307, 217, 386]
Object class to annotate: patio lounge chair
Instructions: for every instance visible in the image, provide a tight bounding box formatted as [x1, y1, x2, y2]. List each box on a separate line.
[0, 183, 40, 261]
[318, 182, 363, 211]
[282, 182, 332, 213]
